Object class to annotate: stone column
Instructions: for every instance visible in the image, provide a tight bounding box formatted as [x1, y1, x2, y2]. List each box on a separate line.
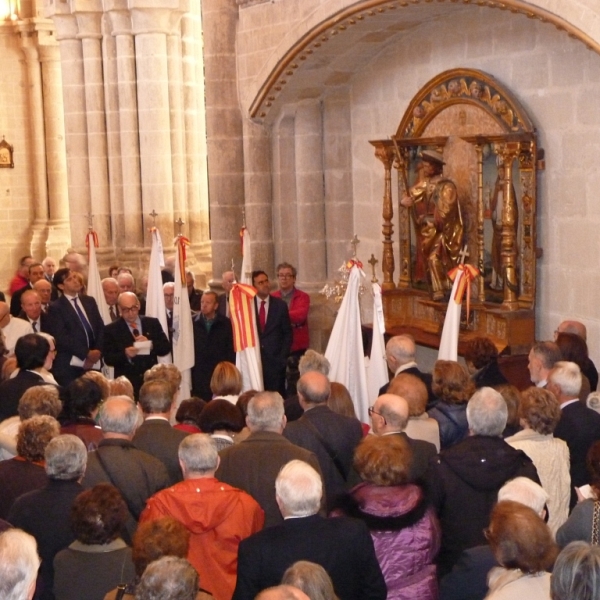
[107, 3, 144, 254]
[18, 28, 48, 257]
[202, 0, 244, 279]
[167, 30, 186, 222]
[39, 40, 71, 258]
[48, 10, 91, 247]
[181, 0, 210, 266]
[243, 117, 273, 274]
[294, 100, 326, 289]
[130, 5, 185, 245]
[75, 4, 111, 247]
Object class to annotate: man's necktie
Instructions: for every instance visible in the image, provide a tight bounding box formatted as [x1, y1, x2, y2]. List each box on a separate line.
[72, 297, 95, 346]
[32, 320, 38, 333]
[259, 300, 266, 332]
[109, 305, 117, 322]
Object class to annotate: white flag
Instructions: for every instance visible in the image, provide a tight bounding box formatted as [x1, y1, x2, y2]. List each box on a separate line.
[325, 264, 369, 423]
[145, 228, 170, 363]
[85, 232, 110, 324]
[172, 238, 195, 405]
[240, 227, 253, 285]
[437, 272, 464, 362]
[366, 282, 388, 407]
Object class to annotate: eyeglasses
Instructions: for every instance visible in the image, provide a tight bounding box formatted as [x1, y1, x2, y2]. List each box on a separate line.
[278, 274, 294, 279]
[120, 306, 139, 314]
[368, 406, 386, 425]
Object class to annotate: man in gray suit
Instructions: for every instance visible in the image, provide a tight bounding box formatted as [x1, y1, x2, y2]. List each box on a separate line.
[216, 391, 323, 527]
[133, 379, 189, 485]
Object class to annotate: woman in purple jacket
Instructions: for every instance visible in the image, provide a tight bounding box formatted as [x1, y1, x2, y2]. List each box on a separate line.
[331, 434, 441, 599]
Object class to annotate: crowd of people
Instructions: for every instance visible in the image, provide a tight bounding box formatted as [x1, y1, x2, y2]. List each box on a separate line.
[2, 253, 600, 600]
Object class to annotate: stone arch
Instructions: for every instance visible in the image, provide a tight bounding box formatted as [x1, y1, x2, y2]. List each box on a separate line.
[248, 0, 600, 124]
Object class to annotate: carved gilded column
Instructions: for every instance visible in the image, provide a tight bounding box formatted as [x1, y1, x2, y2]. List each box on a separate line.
[499, 143, 520, 310]
[475, 143, 485, 301]
[518, 141, 536, 309]
[373, 143, 395, 291]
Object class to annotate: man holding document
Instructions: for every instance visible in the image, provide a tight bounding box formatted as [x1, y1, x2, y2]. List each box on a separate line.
[103, 291, 171, 398]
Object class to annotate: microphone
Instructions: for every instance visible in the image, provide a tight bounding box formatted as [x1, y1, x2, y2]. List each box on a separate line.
[132, 328, 140, 337]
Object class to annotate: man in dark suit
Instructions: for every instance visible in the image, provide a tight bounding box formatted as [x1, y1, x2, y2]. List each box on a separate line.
[132, 379, 189, 485]
[46, 268, 105, 386]
[252, 270, 292, 395]
[191, 291, 235, 401]
[369, 393, 437, 481]
[102, 291, 171, 398]
[283, 371, 362, 509]
[216, 390, 322, 527]
[549, 360, 600, 507]
[0, 334, 53, 421]
[233, 459, 386, 600]
[379, 334, 435, 407]
[18, 289, 51, 333]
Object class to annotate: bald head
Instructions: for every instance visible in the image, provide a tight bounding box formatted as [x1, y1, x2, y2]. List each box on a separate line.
[117, 272, 135, 293]
[33, 279, 52, 305]
[297, 371, 331, 407]
[21, 290, 42, 320]
[385, 335, 416, 372]
[222, 271, 235, 293]
[372, 394, 409, 434]
[557, 320, 587, 341]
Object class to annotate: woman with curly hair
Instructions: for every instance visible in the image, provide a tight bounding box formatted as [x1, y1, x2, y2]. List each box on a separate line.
[485, 500, 557, 599]
[428, 360, 475, 449]
[505, 387, 570, 534]
[0, 415, 59, 519]
[331, 434, 440, 599]
[53, 483, 135, 600]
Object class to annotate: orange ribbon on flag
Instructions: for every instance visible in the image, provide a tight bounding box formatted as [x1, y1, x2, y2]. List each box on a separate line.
[447, 264, 480, 321]
[85, 230, 99, 249]
[175, 236, 190, 282]
[346, 259, 363, 270]
[229, 283, 257, 352]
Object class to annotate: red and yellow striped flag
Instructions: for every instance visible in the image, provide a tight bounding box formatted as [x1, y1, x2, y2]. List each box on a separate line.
[230, 283, 257, 352]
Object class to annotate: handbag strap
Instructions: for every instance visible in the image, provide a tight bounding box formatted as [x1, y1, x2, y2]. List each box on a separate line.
[592, 501, 600, 545]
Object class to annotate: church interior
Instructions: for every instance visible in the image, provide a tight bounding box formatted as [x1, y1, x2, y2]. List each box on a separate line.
[1, 0, 599, 360]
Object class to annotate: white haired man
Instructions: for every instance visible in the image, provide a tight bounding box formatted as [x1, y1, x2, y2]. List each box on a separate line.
[216, 391, 323, 527]
[380, 335, 434, 405]
[82, 396, 170, 540]
[8, 434, 88, 600]
[140, 434, 264, 600]
[0, 529, 40, 600]
[426, 387, 539, 577]
[233, 460, 386, 599]
[550, 361, 600, 507]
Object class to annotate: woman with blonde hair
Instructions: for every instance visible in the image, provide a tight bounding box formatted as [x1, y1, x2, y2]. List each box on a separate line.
[210, 361, 243, 404]
[505, 386, 570, 533]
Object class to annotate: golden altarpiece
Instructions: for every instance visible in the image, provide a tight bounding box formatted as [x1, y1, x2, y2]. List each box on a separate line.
[371, 69, 541, 355]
